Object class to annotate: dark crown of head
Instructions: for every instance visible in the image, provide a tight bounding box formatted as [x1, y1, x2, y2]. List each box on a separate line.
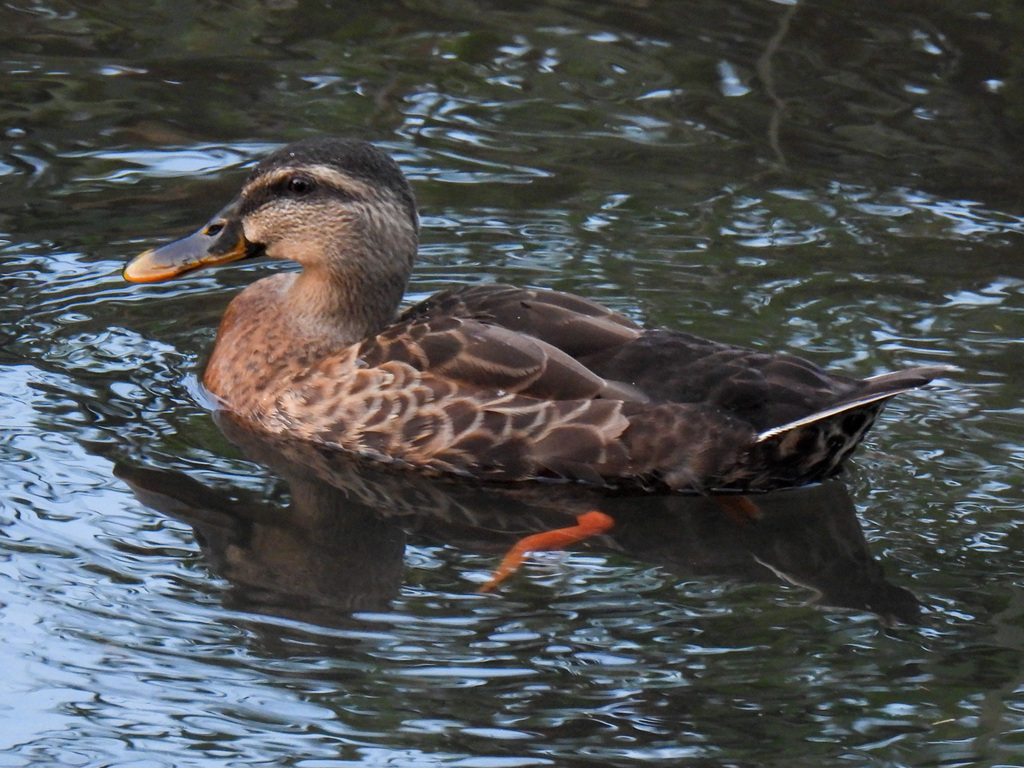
[250, 138, 417, 224]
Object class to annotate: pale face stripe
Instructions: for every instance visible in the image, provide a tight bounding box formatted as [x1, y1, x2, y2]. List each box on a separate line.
[242, 165, 378, 201]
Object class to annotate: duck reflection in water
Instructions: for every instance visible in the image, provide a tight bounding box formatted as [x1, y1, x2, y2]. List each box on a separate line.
[116, 416, 921, 627]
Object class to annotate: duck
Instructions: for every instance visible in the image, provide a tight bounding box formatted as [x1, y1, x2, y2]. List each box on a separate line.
[124, 137, 946, 496]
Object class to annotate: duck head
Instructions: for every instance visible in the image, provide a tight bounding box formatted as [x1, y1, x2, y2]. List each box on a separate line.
[124, 138, 420, 338]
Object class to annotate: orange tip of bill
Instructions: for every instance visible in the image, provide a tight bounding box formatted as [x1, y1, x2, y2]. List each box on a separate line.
[123, 250, 179, 283]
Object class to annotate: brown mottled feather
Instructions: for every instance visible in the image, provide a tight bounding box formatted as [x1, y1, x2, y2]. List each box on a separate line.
[206, 280, 944, 491]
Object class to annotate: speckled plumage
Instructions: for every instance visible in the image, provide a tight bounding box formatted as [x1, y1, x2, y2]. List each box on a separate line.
[126, 138, 946, 492]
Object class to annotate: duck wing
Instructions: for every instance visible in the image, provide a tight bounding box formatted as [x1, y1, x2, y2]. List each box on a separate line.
[363, 285, 648, 402]
[397, 284, 936, 435]
[398, 283, 642, 357]
[577, 332, 861, 432]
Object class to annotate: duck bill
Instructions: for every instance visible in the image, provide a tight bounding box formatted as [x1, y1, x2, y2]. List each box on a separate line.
[123, 203, 258, 284]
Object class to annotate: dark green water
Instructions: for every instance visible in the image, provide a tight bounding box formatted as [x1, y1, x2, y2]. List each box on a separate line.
[3, 1, 1024, 766]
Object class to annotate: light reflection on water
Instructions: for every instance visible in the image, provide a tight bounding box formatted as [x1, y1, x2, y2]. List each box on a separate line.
[2, 0, 1024, 766]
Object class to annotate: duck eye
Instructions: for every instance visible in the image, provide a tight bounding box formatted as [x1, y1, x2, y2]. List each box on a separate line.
[286, 176, 314, 196]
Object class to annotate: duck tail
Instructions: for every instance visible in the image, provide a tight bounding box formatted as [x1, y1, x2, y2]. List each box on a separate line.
[755, 365, 951, 443]
[746, 365, 951, 488]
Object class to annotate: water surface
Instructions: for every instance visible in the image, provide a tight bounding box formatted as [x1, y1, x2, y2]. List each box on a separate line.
[2, 1, 1024, 766]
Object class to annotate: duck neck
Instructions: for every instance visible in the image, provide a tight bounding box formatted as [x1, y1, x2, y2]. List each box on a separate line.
[279, 195, 418, 347]
[287, 259, 407, 348]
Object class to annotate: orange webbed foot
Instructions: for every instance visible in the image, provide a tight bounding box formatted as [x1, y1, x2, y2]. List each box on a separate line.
[714, 495, 763, 526]
[478, 510, 615, 593]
